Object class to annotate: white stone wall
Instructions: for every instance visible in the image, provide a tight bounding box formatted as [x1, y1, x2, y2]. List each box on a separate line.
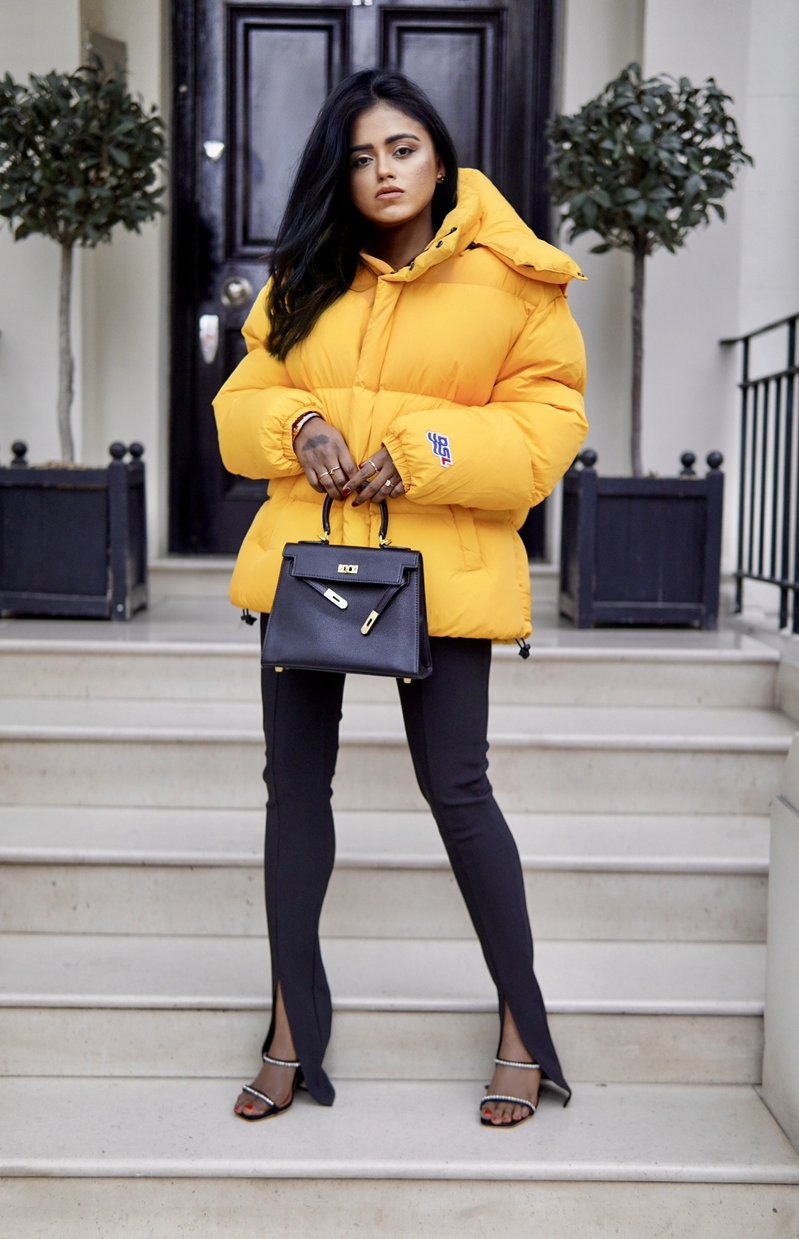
[558, 0, 644, 479]
[738, 0, 799, 332]
[79, 0, 168, 554]
[0, 0, 165, 549]
[763, 732, 799, 1150]
[557, 0, 799, 572]
[0, 0, 83, 462]
[1, 0, 797, 558]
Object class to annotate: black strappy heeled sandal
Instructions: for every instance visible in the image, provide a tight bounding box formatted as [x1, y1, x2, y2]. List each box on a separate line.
[236, 1053, 303, 1122]
[480, 1056, 540, 1128]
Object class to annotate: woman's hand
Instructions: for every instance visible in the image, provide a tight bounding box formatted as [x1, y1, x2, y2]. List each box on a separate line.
[293, 416, 357, 500]
[348, 446, 405, 506]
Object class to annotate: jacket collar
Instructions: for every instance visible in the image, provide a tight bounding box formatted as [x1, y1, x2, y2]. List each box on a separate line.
[359, 167, 585, 286]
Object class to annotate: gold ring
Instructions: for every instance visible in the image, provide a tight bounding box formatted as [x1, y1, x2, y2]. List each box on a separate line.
[366, 459, 379, 477]
[318, 469, 333, 479]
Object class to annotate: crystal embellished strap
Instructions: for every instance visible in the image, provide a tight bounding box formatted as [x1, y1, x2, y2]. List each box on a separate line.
[494, 1057, 540, 1070]
[481, 1093, 536, 1110]
[262, 1053, 300, 1069]
[242, 1084, 276, 1107]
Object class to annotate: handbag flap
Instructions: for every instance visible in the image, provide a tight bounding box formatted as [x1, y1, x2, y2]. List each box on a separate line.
[285, 541, 420, 586]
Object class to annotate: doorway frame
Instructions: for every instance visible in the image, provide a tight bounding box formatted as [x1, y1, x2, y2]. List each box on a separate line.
[168, 0, 562, 555]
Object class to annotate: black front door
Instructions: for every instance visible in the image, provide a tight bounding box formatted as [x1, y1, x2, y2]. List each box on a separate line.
[170, 0, 556, 553]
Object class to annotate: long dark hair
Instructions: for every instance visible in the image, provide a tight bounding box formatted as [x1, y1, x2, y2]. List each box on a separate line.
[267, 69, 459, 360]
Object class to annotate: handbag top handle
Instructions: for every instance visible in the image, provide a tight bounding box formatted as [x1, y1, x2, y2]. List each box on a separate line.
[321, 496, 390, 547]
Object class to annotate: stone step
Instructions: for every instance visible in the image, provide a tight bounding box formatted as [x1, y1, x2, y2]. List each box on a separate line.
[148, 556, 238, 600]
[0, 698, 791, 812]
[0, 805, 770, 869]
[0, 934, 764, 1084]
[147, 557, 554, 591]
[0, 633, 779, 707]
[0, 807, 769, 942]
[146, 556, 561, 602]
[0, 1079, 796, 1238]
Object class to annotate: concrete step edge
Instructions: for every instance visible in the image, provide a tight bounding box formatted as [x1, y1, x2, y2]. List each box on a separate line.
[2, 725, 790, 752]
[1, 1079, 796, 1184]
[0, 637, 779, 664]
[0, 849, 768, 875]
[0, 806, 769, 873]
[0, 994, 764, 1016]
[0, 934, 765, 1017]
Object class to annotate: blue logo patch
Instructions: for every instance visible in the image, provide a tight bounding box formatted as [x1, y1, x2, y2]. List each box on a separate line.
[427, 431, 453, 467]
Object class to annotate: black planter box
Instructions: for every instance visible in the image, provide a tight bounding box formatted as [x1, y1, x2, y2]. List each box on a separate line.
[0, 441, 148, 620]
[560, 451, 724, 629]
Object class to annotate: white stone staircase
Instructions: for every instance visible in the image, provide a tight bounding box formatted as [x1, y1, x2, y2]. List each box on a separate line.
[1, 595, 799, 1237]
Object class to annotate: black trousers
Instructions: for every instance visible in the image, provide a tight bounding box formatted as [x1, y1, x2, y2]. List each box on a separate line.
[259, 631, 570, 1106]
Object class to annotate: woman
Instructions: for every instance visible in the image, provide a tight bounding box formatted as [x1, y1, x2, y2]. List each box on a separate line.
[214, 69, 587, 1128]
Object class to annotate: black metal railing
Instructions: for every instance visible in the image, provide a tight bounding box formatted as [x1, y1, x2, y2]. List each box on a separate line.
[722, 313, 799, 632]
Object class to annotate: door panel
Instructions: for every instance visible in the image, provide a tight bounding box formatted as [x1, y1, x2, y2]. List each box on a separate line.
[170, 0, 555, 554]
[234, 13, 348, 249]
[382, 10, 504, 178]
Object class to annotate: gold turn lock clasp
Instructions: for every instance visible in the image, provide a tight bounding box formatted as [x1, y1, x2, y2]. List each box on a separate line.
[360, 610, 379, 635]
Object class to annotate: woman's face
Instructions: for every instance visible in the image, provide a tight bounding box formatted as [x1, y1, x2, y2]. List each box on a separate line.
[349, 102, 444, 233]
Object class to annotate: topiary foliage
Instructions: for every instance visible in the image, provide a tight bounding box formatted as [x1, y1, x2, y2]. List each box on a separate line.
[0, 59, 166, 460]
[546, 63, 752, 475]
[0, 59, 166, 246]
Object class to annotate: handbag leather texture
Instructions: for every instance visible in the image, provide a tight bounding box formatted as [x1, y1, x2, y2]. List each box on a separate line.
[261, 499, 432, 679]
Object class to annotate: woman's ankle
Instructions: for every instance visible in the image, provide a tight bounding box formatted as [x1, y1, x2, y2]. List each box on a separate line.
[498, 1003, 538, 1066]
[266, 1047, 298, 1064]
[269, 984, 297, 1061]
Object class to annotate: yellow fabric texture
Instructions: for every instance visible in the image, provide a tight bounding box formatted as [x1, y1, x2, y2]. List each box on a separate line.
[213, 168, 588, 640]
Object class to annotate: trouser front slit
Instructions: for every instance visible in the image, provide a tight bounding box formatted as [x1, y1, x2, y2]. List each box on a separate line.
[397, 638, 570, 1101]
[261, 655, 343, 1105]
[259, 629, 570, 1106]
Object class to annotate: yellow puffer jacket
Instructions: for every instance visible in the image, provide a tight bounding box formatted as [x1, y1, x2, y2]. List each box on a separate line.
[213, 168, 588, 639]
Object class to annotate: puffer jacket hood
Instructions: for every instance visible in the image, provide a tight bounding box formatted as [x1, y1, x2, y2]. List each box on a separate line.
[214, 168, 588, 640]
[450, 168, 585, 285]
[356, 168, 585, 287]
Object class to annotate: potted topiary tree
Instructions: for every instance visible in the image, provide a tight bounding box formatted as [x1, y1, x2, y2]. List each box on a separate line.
[547, 62, 752, 627]
[0, 59, 166, 618]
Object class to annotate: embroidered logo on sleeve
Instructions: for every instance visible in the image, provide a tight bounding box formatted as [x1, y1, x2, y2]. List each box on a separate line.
[427, 431, 453, 467]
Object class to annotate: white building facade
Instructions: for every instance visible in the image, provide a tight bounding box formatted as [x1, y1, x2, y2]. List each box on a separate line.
[1, 0, 797, 565]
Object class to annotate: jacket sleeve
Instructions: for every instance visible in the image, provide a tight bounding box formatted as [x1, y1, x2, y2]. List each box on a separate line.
[212, 283, 319, 481]
[382, 287, 588, 510]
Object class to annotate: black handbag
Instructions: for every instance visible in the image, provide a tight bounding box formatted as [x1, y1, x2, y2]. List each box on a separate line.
[261, 498, 432, 680]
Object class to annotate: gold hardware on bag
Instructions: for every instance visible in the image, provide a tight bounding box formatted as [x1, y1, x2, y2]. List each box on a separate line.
[403, 678, 411, 684]
[360, 610, 379, 635]
[323, 588, 347, 609]
[338, 564, 358, 574]
[275, 666, 284, 673]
